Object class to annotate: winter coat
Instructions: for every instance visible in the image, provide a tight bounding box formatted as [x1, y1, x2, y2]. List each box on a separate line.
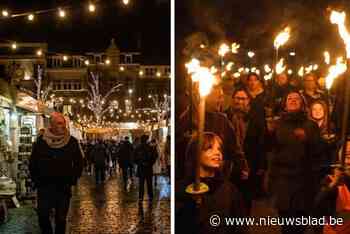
[269, 111, 323, 212]
[90, 143, 108, 167]
[118, 141, 134, 166]
[225, 106, 267, 173]
[29, 136, 83, 188]
[134, 143, 158, 177]
[313, 175, 350, 217]
[176, 175, 247, 234]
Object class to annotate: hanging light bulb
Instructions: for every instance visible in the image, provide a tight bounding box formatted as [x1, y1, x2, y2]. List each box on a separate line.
[139, 70, 144, 76]
[58, 8, 66, 18]
[63, 55, 68, 61]
[28, 14, 34, 21]
[105, 59, 110, 65]
[11, 42, 17, 50]
[37, 49, 42, 56]
[88, 3, 96, 12]
[123, 0, 130, 5]
[2, 10, 9, 17]
[85, 60, 90, 66]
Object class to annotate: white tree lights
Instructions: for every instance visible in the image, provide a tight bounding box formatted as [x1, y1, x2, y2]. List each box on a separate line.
[151, 94, 170, 124]
[87, 72, 122, 124]
[34, 65, 52, 104]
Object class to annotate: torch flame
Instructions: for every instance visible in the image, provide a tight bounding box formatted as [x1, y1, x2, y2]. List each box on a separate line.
[219, 43, 230, 57]
[298, 66, 304, 77]
[210, 66, 218, 74]
[324, 51, 330, 65]
[185, 58, 200, 74]
[186, 59, 215, 97]
[264, 64, 271, 73]
[275, 58, 286, 74]
[226, 62, 234, 71]
[274, 27, 291, 49]
[330, 10, 350, 58]
[264, 73, 273, 80]
[305, 65, 313, 74]
[325, 57, 347, 89]
[231, 43, 240, 54]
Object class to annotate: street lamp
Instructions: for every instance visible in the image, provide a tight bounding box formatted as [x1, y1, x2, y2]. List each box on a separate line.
[28, 14, 34, 21]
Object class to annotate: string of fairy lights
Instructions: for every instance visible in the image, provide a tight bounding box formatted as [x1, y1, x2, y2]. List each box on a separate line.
[49, 93, 170, 129]
[4, 40, 171, 80]
[1, 1, 131, 21]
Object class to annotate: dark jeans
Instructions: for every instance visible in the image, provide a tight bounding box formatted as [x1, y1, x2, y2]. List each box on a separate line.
[139, 174, 153, 200]
[121, 166, 129, 190]
[95, 165, 105, 183]
[37, 185, 71, 234]
[128, 164, 134, 177]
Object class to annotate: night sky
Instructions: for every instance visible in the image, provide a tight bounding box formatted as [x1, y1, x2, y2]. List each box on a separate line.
[0, 0, 170, 64]
[175, 0, 350, 112]
[176, 0, 350, 63]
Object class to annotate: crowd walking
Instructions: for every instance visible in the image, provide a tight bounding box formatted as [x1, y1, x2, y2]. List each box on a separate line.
[176, 71, 350, 234]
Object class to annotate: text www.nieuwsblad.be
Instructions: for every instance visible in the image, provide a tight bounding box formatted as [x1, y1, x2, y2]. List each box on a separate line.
[209, 215, 344, 227]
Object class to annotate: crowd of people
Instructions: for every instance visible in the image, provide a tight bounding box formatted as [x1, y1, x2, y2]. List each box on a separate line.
[82, 134, 171, 201]
[176, 71, 350, 234]
[29, 111, 171, 234]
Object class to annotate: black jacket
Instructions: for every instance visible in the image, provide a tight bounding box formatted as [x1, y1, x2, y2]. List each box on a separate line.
[269, 111, 323, 211]
[118, 141, 134, 165]
[134, 143, 158, 177]
[29, 136, 83, 188]
[90, 143, 108, 167]
[176, 176, 247, 234]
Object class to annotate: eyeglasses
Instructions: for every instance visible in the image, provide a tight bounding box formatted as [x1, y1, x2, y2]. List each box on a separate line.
[234, 96, 248, 101]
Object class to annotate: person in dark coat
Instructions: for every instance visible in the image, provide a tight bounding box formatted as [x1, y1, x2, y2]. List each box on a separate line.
[225, 87, 267, 213]
[91, 140, 108, 184]
[312, 140, 350, 234]
[300, 73, 327, 109]
[118, 136, 134, 190]
[269, 91, 323, 234]
[110, 140, 119, 171]
[176, 132, 247, 234]
[29, 112, 83, 234]
[176, 85, 245, 182]
[134, 135, 158, 201]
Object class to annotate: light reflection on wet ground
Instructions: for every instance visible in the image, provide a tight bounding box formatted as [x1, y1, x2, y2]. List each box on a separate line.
[67, 172, 170, 234]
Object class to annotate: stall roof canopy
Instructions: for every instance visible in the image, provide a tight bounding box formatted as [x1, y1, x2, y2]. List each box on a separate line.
[0, 79, 38, 113]
[16, 91, 38, 113]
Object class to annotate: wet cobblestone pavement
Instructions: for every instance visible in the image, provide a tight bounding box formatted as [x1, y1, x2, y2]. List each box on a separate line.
[0, 172, 171, 234]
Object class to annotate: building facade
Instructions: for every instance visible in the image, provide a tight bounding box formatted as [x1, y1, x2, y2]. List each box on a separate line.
[0, 39, 170, 126]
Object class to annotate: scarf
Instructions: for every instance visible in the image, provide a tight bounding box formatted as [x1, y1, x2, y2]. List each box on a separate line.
[43, 128, 71, 148]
